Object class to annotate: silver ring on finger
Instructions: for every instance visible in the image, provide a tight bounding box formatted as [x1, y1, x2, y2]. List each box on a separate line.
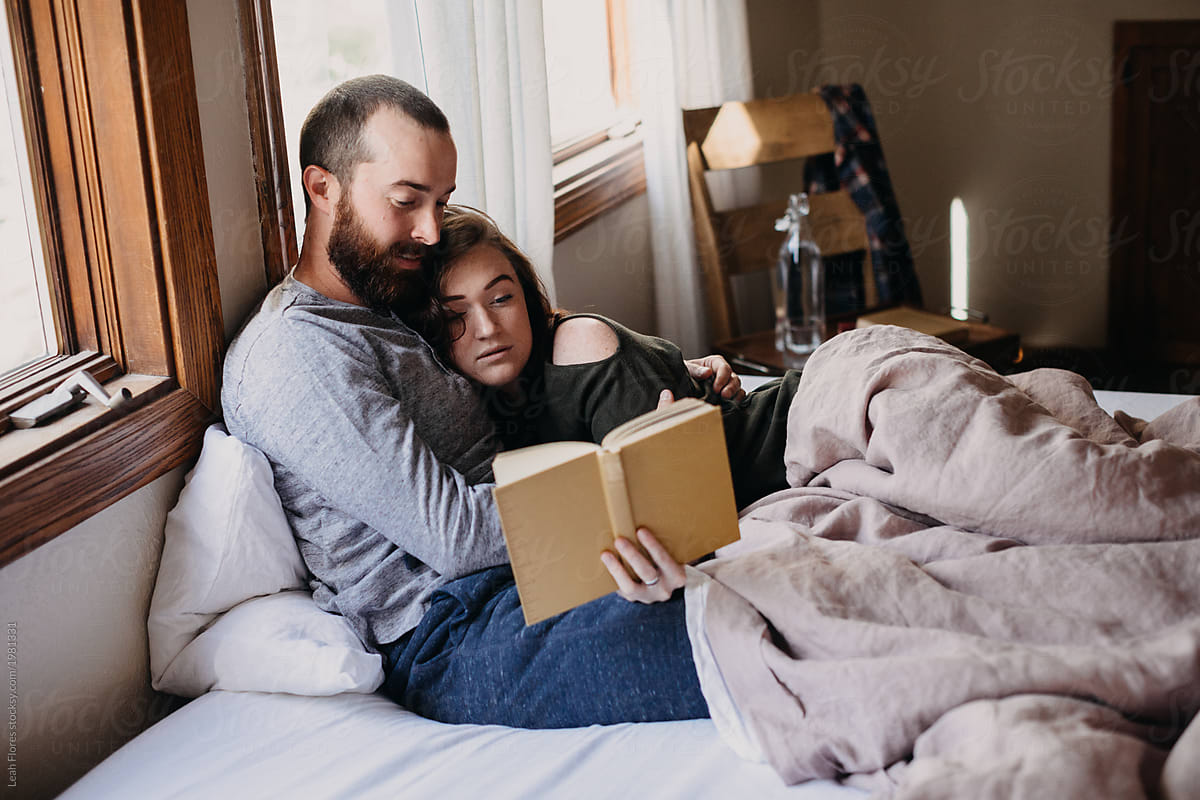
[643, 574, 660, 587]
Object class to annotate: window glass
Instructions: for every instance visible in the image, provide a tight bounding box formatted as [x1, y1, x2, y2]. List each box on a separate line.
[542, 0, 618, 147]
[266, 0, 638, 245]
[0, 11, 53, 375]
[271, 0, 392, 242]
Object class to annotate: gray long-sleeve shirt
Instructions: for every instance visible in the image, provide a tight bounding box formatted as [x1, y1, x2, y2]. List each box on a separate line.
[221, 275, 508, 649]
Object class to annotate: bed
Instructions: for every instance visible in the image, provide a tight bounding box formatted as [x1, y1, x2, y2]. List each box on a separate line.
[59, 343, 1198, 800]
[59, 691, 861, 799]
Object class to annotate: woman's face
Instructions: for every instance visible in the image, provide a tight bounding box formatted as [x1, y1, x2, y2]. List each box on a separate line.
[439, 244, 534, 393]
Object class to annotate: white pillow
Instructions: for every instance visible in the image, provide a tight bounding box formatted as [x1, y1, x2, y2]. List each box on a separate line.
[148, 424, 382, 696]
[159, 591, 383, 696]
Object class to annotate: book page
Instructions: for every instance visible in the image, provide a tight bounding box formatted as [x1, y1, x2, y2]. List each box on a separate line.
[617, 404, 739, 567]
[601, 397, 709, 448]
[493, 451, 620, 625]
[493, 440, 600, 484]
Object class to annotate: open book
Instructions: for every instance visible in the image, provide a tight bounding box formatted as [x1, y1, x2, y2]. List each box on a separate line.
[492, 397, 740, 624]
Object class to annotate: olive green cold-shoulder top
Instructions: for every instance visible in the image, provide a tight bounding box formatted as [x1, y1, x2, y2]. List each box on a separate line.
[487, 314, 801, 510]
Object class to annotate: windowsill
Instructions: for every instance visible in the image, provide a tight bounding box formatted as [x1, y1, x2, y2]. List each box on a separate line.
[0, 352, 121, 434]
[553, 129, 647, 242]
[0, 372, 170, 475]
[0, 381, 214, 568]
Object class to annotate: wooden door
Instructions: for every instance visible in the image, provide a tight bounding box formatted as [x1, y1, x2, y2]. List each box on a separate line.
[1111, 21, 1200, 364]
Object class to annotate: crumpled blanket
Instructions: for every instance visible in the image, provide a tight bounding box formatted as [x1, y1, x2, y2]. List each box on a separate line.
[699, 326, 1200, 799]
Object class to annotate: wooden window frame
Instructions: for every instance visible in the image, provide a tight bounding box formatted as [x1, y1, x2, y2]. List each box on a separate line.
[0, 0, 223, 568]
[238, 0, 295, 286]
[552, 128, 645, 242]
[550, 0, 645, 242]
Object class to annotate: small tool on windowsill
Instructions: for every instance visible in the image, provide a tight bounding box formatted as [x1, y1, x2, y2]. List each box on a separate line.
[11, 370, 134, 429]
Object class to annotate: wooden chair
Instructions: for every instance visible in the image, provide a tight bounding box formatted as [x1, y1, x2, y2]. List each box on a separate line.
[683, 92, 1020, 373]
[683, 92, 873, 345]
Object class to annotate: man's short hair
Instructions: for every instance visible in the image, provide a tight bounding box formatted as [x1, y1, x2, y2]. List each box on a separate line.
[298, 75, 450, 217]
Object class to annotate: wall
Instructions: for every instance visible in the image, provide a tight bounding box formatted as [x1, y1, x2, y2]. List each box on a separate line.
[745, 0, 1200, 348]
[189, 0, 271, 341]
[552, 194, 658, 334]
[0, 470, 184, 800]
[0, 2, 265, 797]
[747, 0, 822, 100]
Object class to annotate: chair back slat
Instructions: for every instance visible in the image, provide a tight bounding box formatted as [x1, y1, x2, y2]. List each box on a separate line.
[808, 191, 871, 257]
[715, 189, 871, 279]
[712, 204, 784, 278]
[682, 94, 835, 170]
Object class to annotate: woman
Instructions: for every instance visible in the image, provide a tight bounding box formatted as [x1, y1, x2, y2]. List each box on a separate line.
[412, 205, 804, 513]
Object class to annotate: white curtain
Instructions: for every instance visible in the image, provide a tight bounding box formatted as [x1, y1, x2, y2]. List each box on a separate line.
[629, 0, 754, 356]
[388, 1, 557, 302]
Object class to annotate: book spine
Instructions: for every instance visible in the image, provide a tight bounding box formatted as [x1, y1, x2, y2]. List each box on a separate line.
[597, 450, 636, 541]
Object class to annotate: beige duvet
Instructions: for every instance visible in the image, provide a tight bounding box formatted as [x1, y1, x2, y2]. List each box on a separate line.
[700, 326, 1200, 799]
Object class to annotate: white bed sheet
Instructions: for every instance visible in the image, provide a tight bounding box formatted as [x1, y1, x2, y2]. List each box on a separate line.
[60, 690, 865, 799]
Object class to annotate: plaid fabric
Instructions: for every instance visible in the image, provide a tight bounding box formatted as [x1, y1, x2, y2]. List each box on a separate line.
[803, 84, 922, 314]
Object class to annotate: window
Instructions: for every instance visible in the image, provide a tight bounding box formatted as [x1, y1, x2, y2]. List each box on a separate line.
[543, 0, 624, 146]
[0, 1, 223, 566]
[0, 13, 52, 375]
[543, 0, 645, 241]
[270, 0, 393, 247]
[247, 0, 646, 279]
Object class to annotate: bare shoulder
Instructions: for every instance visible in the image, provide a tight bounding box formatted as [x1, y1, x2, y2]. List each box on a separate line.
[552, 316, 619, 365]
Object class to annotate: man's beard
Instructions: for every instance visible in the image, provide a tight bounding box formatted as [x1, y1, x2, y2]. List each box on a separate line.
[326, 193, 427, 314]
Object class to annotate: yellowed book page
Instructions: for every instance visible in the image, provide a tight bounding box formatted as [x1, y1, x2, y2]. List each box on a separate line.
[493, 440, 600, 484]
[493, 451, 618, 625]
[616, 404, 740, 566]
[601, 397, 709, 445]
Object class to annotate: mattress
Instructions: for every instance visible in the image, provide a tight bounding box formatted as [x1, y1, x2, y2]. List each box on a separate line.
[59, 690, 865, 799]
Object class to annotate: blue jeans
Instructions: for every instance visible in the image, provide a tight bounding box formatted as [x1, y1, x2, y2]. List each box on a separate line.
[379, 565, 709, 727]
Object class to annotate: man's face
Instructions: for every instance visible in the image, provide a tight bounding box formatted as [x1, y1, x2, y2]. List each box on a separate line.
[326, 109, 457, 312]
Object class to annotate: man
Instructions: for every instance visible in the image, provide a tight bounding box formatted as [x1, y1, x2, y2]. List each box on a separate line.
[223, 75, 735, 726]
